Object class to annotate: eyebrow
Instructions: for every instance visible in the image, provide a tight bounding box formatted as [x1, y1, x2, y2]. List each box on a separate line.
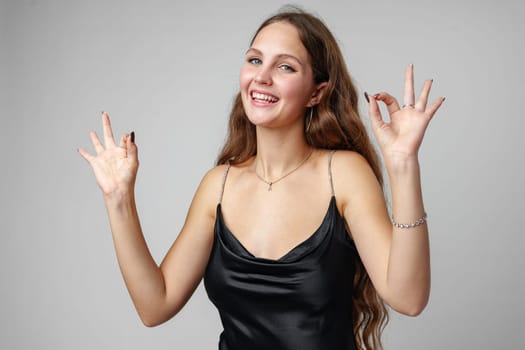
[245, 48, 305, 67]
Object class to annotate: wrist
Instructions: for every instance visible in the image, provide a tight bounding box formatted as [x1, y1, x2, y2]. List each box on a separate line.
[384, 151, 420, 175]
[104, 188, 135, 207]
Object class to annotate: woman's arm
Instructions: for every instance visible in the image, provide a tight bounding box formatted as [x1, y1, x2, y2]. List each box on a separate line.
[338, 65, 444, 316]
[78, 113, 220, 326]
[103, 172, 218, 327]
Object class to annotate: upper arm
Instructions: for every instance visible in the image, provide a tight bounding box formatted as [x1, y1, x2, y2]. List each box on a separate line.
[157, 165, 224, 319]
[332, 151, 392, 300]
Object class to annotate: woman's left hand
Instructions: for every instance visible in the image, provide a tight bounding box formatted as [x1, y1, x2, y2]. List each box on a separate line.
[366, 64, 445, 163]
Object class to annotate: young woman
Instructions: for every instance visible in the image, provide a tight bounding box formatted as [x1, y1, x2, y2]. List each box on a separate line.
[78, 8, 444, 350]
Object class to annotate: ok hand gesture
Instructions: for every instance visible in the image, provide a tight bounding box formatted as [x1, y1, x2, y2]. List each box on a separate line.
[78, 113, 138, 198]
[366, 64, 445, 163]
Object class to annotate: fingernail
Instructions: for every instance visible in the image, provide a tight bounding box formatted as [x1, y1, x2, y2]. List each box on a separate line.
[373, 93, 380, 98]
[364, 92, 370, 103]
[442, 96, 446, 102]
[101, 111, 105, 115]
[130, 131, 135, 143]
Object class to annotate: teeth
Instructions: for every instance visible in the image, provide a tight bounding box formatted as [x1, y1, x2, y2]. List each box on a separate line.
[251, 92, 278, 103]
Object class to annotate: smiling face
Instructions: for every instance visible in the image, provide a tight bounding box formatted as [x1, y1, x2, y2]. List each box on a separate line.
[240, 21, 322, 129]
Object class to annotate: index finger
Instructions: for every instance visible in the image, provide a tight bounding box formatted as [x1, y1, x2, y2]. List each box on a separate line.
[374, 92, 401, 116]
[101, 112, 116, 147]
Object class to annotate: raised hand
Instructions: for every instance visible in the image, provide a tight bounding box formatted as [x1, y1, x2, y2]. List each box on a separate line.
[78, 112, 138, 197]
[366, 64, 445, 162]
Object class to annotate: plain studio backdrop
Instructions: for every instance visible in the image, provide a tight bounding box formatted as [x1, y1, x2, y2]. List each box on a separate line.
[1, 0, 523, 349]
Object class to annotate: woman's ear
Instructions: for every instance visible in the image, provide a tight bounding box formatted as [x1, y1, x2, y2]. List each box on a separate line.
[307, 82, 328, 107]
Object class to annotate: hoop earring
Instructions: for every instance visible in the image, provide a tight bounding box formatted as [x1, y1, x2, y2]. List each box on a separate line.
[305, 107, 313, 133]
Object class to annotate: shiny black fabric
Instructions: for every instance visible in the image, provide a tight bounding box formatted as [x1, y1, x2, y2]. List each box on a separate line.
[204, 196, 358, 350]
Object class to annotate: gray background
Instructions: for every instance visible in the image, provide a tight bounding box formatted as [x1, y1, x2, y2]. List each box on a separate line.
[2, 0, 524, 349]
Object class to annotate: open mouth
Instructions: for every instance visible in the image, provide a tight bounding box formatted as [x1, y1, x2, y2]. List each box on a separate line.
[251, 91, 279, 104]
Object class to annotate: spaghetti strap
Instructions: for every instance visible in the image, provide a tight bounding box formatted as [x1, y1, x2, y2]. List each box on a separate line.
[218, 161, 232, 204]
[328, 150, 336, 196]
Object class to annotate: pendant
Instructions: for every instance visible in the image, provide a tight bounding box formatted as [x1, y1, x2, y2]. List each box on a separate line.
[268, 182, 273, 191]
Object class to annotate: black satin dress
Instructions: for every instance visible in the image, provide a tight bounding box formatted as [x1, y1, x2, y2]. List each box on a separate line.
[204, 152, 358, 350]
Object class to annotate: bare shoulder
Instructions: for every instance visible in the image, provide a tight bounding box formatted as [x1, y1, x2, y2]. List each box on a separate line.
[200, 164, 230, 191]
[331, 150, 372, 169]
[330, 150, 380, 189]
[330, 150, 383, 212]
[190, 164, 230, 216]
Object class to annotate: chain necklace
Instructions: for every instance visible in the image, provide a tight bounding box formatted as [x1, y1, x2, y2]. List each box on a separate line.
[254, 150, 314, 191]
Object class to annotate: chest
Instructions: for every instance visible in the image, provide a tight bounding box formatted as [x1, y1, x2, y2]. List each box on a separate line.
[221, 190, 333, 260]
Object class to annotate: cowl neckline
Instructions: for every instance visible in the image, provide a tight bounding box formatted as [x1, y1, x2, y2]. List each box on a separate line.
[215, 196, 337, 264]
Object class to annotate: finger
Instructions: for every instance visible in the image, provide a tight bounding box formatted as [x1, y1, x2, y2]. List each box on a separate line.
[425, 96, 446, 120]
[102, 112, 116, 147]
[119, 133, 128, 149]
[403, 64, 415, 106]
[415, 79, 433, 111]
[126, 131, 139, 164]
[89, 131, 105, 154]
[365, 93, 387, 130]
[374, 92, 401, 115]
[77, 147, 94, 163]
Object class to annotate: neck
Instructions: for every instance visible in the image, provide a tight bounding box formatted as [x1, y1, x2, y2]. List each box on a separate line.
[254, 125, 312, 180]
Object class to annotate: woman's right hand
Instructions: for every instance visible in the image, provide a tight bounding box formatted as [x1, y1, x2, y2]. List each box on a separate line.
[78, 112, 139, 198]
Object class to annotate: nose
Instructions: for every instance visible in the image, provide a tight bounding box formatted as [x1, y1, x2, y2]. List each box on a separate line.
[254, 66, 272, 85]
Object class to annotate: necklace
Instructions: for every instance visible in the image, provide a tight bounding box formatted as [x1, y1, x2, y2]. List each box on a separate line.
[254, 150, 314, 191]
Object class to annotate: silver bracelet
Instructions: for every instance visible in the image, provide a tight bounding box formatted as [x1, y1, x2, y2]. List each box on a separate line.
[391, 212, 427, 229]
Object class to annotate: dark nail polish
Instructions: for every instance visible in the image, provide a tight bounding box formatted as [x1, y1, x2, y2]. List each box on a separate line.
[130, 131, 135, 143]
[364, 92, 370, 103]
[442, 96, 446, 102]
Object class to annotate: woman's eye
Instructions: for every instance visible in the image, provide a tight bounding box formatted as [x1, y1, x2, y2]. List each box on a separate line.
[248, 58, 262, 65]
[279, 64, 296, 72]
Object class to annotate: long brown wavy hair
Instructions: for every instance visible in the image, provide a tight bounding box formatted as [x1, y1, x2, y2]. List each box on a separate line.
[216, 6, 389, 349]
